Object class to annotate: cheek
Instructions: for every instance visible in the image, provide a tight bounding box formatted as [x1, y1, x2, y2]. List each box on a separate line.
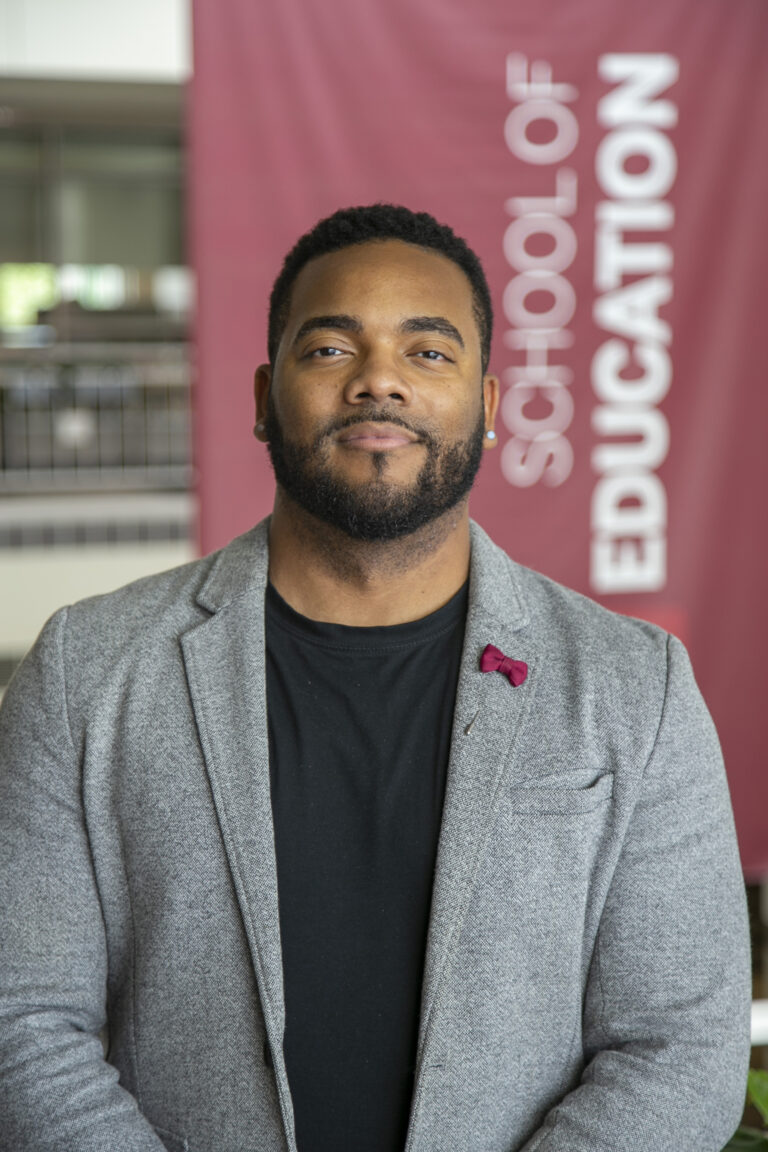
[273, 386, 328, 432]
[438, 394, 485, 434]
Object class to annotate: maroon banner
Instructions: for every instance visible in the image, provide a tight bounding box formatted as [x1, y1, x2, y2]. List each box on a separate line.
[189, 0, 768, 876]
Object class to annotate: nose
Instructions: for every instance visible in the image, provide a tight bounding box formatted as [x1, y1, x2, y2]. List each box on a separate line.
[342, 349, 413, 406]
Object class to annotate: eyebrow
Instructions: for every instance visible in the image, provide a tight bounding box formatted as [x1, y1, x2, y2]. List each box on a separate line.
[293, 315, 363, 344]
[293, 312, 466, 353]
[400, 316, 465, 349]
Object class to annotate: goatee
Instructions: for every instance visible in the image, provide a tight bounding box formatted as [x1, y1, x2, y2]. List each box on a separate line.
[263, 402, 486, 542]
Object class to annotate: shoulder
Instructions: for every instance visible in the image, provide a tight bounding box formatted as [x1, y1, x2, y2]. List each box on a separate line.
[66, 551, 215, 636]
[468, 521, 686, 748]
[516, 555, 668, 669]
[63, 520, 268, 634]
[470, 518, 669, 667]
[14, 522, 270, 707]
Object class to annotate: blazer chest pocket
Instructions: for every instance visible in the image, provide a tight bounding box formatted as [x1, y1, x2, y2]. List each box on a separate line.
[505, 771, 614, 815]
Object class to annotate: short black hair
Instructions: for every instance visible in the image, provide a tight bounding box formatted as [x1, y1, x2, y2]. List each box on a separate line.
[267, 203, 493, 372]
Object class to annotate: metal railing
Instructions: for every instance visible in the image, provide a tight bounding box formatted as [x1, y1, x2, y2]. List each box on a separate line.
[0, 342, 191, 495]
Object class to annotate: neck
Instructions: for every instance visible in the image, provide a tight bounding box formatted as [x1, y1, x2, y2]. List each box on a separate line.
[267, 490, 472, 626]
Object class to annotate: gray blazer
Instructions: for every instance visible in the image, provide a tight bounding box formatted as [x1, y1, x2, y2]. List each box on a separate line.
[0, 520, 751, 1152]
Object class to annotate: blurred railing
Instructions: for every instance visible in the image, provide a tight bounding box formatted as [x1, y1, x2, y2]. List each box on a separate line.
[0, 341, 190, 496]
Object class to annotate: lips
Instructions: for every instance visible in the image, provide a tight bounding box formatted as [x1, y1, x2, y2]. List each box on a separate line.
[335, 422, 420, 451]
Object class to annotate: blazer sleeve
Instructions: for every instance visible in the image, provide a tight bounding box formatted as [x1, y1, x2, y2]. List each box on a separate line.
[0, 610, 167, 1152]
[518, 634, 751, 1152]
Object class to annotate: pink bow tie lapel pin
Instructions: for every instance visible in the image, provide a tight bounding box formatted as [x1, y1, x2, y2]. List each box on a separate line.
[480, 644, 528, 687]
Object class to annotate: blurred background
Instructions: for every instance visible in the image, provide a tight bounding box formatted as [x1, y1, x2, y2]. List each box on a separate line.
[1, 0, 766, 1105]
[0, 0, 193, 680]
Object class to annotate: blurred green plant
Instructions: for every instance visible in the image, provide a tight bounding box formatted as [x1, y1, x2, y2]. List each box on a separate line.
[0, 263, 57, 327]
[725, 1070, 768, 1149]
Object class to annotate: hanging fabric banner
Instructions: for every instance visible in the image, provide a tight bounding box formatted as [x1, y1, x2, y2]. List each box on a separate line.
[189, 0, 768, 875]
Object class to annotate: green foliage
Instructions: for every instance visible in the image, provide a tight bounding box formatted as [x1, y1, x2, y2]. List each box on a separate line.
[723, 1071, 768, 1150]
[749, 1071, 768, 1126]
[725, 1130, 768, 1150]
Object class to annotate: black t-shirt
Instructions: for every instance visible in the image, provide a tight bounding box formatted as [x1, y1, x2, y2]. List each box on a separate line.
[265, 580, 468, 1152]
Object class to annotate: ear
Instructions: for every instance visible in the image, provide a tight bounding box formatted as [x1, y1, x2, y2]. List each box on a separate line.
[482, 373, 500, 449]
[254, 364, 271, 441]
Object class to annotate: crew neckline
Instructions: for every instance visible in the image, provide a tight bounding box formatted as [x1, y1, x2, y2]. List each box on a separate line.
[265, 579, 469, 653]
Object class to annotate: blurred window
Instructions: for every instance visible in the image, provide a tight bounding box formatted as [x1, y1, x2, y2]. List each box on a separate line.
[59, 134, 181, 177]
[0, 137, 44, 262]
[0, 127, 183, 267]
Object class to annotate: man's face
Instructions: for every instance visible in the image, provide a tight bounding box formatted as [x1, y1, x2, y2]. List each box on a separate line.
[257, 239, 498, 541]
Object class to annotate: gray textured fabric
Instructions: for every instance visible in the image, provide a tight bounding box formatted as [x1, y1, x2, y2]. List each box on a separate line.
[0, 519, 751, 1151]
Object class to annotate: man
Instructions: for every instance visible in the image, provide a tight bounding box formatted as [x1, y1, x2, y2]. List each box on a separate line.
[0, 204, 751, 1151]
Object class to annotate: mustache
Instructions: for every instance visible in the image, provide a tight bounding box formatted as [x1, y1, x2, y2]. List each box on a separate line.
[315, 409, 436, 446]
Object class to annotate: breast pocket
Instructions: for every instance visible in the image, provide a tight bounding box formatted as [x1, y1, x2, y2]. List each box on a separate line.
[505, 771, 614, 814]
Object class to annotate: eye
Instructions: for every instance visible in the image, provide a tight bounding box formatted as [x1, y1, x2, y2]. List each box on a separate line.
[308, 345, 346, 358]
[414, 348, 453, 363]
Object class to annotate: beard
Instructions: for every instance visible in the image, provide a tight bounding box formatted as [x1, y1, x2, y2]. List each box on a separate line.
[263, 400, 486, 542]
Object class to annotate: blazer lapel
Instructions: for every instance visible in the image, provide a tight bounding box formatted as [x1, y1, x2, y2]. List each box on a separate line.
[416, 523, 540, 1066]
[180, 522, 297, 1149]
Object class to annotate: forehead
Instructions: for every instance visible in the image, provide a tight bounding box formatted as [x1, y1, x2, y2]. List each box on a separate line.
[284, 239, 478, 335]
